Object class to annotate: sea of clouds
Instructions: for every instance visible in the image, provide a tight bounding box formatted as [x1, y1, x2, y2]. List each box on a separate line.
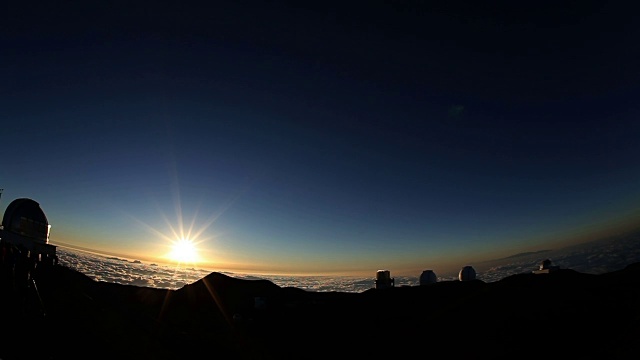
[56, 231, 640, 293]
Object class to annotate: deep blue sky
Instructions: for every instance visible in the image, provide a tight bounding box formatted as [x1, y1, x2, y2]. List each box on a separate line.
[2, 1, 640, 276]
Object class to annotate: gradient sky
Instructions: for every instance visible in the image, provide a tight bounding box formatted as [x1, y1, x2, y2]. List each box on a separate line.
[2, 1, 640, 276]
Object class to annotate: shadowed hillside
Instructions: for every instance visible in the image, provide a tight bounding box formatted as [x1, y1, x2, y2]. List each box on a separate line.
[1, 260, 639, 359]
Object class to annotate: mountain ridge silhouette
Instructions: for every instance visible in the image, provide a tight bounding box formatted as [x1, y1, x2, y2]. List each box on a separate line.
[1, 261, 639, 359]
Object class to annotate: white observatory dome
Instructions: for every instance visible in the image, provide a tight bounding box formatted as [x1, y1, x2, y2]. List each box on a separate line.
[459, 265, 476, 281]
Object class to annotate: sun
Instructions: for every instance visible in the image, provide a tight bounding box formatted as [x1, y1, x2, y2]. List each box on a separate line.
[128, 184, 240, 267]
[168, 238, 200, 263]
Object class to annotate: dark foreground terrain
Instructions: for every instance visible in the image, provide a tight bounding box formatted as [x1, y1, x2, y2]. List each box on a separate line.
[1, 261, 639, 359]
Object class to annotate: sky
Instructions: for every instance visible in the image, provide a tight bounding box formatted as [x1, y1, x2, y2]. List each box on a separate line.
[2, 1, 640, 277]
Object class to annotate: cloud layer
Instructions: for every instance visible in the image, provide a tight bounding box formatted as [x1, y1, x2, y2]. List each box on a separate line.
[56, 231, 640, 292]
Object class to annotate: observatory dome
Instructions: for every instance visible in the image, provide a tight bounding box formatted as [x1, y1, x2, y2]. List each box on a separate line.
[458, 265, 476, 281]
[419, 270, 437, 285]
[540, 259, 552, 270]
[1, 198, 50, 242]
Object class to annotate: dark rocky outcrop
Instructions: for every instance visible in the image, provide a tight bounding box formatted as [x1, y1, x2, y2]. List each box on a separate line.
[1, 262, 640, 359]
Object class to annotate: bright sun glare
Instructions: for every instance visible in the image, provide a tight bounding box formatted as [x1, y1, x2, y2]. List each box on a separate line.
[168, 238, 200, 263]
[130, 186, 237, 267]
